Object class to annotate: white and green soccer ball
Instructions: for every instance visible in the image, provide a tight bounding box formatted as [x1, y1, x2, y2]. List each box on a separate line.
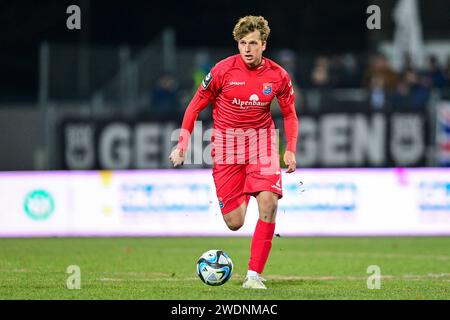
[196, 249, 233, 286]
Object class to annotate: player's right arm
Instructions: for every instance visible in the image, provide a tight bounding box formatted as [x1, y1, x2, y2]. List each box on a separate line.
[169, 68, 221, 167]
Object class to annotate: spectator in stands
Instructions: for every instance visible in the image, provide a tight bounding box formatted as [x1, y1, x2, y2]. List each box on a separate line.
[390, 77, 411, 109]
[369, 76, 386, 110]
[151, 73, 180, 119]
[363, 53, 399, 91]
[400, 52, 414, 74]
[272, 49, 302, 117]
[278, 49, 298, 81]
[329, 53, 360, 88]
[409, 72, 431, 108]
[311, 56, 332, 89]
[445, 55, 450, 86]
[423, 55, 448, 88]
[390, 70, 430, 109]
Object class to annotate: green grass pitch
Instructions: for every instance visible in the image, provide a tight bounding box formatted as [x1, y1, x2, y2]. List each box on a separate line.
[0, 237, 449, 299]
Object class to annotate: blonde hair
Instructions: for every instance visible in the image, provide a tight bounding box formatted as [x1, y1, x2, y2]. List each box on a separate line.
[232, 15, 270, 42]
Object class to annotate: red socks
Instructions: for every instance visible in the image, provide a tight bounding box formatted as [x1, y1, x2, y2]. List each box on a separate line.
[248, 219, 276, 274]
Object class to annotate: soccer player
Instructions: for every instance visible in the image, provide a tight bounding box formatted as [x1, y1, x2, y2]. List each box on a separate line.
[169, 15, 298, 289]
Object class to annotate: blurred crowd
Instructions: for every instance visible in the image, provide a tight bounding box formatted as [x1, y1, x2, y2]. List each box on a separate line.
[361, 53, 450, 110]
[148, 50, 450, 117]
[305, 51, 450, 110]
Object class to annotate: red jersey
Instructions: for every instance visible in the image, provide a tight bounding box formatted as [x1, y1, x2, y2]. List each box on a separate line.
[177, 54, 298, 161]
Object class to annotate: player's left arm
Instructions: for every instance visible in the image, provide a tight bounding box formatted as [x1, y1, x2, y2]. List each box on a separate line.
[276, 72, 299, 174]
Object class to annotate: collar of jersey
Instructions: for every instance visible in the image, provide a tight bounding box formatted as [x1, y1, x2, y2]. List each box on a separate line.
[237, 54, 267, 72]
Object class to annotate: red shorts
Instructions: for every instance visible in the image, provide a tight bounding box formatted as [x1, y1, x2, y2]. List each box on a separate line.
[212, 161, 283, 215]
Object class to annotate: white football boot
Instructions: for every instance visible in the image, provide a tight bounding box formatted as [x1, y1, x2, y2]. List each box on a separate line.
[242, 275, 267, 289]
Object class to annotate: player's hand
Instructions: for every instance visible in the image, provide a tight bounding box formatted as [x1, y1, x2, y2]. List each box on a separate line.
[283, 150, 296, 173]
[169, 148, 185, 167]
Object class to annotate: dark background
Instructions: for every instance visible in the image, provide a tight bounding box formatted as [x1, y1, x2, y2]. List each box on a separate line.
[2, 0, 450, 102]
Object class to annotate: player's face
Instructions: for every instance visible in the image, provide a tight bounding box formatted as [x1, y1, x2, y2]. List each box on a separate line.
[238, 30, 266, 68]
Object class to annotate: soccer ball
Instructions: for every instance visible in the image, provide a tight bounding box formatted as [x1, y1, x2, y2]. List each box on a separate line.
[196, 249, 233, 286]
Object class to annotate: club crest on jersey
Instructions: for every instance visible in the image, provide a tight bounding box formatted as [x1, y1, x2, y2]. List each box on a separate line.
[262, 83, 272, 95]
[201, 72, 213, 89]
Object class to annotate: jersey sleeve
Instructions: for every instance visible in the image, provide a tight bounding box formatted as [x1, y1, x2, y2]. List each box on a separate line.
[198, 65, 223, 101]
[177, 65, 223, 151]
[276, 70, 295, 106]
[276, 71, 299, 153]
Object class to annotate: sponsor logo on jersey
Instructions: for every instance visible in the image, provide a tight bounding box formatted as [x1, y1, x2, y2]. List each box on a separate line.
[218, 197, 224, 209]
[201, 72, 213, 89]
[232, 94, 270, 110]
[262, 82, 272, 95]
[229, 81, 245, 86]
[288, 81, 294, 95]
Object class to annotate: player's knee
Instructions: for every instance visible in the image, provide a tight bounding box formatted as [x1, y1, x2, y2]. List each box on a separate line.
[226, 220, 244, 231]
[260, 198, 278, 216]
